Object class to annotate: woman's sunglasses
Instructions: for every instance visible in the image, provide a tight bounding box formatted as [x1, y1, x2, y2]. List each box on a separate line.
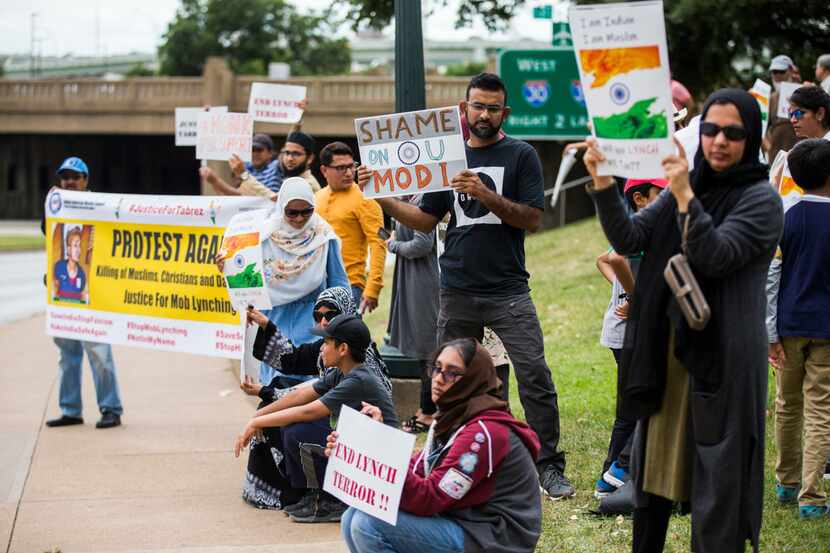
[284, 207, 314, 219]
[788, 108, 808, 121]
[313, 309, 340, 323]
[699, 121, 747, 141]
[429, 365, 465, 383]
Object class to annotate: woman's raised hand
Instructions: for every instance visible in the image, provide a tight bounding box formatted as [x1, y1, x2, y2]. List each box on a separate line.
[662, 138, 694, 212]
[581, 138, 616, 189]
[246, 305, 269, 328]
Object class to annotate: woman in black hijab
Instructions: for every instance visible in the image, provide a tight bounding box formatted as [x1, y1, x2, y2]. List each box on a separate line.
[582, 89, 783, 553]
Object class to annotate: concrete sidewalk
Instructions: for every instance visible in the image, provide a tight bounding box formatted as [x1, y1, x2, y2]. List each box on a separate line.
[0, 315, 346, 553]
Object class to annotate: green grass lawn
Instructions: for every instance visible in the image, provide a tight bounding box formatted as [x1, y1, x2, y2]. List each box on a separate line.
[0, 235, 44, 252]
[366, 217, 830, 552]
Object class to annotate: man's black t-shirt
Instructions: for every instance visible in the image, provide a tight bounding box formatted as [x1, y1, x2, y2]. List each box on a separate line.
[419, 136, 545, 296]
[312, 365, 399, 428]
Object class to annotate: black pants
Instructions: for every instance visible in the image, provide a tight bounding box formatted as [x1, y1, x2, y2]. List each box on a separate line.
[438, 290, 565, 472]
[419, 360, 437, 415]
[604, 348, 636, 473]
[633, 493, 673, 553]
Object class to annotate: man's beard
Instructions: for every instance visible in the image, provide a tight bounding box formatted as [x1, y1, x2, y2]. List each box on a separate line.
[467, 115, 501, 139]
[282, 159, 308, 177]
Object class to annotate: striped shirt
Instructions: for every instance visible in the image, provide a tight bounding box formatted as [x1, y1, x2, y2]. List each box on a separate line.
[245, 159, 283, 193]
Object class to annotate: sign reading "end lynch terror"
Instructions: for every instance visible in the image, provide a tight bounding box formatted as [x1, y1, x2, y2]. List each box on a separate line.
[355, 106, 468, 199]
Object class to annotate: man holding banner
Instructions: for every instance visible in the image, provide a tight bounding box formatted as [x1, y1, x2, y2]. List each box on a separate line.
[359, 73, 574, 499]
[44, 157, 124, 430]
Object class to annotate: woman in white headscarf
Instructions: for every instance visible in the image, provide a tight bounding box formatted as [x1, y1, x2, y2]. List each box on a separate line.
[256, 176, 349, 385]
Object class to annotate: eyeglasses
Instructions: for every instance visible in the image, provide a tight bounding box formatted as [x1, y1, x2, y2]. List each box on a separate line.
[326, 163, 356, 174]
[280, 150, 306, 158]
[788, 108, 808, 121]
[699, 122, 747, 141]
[313, 309, 340, 323]
[284, 207, 314, 219]
[429, 365, 465, 383]
[468, 102, 505, 115]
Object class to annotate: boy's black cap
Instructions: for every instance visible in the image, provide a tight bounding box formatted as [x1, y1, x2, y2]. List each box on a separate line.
[310, 314, 370, 354]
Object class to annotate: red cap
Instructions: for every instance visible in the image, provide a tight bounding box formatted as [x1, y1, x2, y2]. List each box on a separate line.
[624, 178, 669, 193]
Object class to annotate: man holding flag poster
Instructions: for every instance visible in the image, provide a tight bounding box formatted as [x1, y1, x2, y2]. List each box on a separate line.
[357, 73, 574, 499]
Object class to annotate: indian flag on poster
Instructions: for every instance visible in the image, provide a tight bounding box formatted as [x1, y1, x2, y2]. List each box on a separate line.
[749, 79, 771, 138]
[569, 1, 675, 178]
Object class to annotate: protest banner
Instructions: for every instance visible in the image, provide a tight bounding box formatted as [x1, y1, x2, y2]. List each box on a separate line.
[776, 82, 801, 119]
[45, 188, 271, 359]
[220, 208, 271, 310]
[355, 106, 468, 199]
[323, 405, 415, 525]
[175, 106, 228, 147]
[196, 112, 254, 162]
[247, 83, 307, 124]
[749, 79, 771, 138]
[569, 0, 675, 178]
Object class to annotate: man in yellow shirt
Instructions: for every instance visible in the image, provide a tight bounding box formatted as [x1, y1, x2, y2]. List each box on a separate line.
[315, 142, 386, 314]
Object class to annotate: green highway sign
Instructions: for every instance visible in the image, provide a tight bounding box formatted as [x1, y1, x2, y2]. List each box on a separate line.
[533, 5, 553, 19]
[498, 48, 589, 140]
[552, 22, 573, 47]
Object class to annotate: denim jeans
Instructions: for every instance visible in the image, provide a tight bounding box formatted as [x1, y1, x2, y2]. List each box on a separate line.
[342, 507, 464, 553]
[54, 337, 123, 417]
[351, 284, 363, 308]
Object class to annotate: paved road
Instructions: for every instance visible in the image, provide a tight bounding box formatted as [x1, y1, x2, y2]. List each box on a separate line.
[0, 315, 347, 553]
[0, 251, 46, 325]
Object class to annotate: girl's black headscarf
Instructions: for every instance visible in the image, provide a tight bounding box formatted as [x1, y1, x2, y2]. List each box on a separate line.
[618, 89, 769, 419]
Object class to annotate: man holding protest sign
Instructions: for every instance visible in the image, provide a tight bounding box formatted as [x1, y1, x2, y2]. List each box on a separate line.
[765, 55, 800, 162]
[200, 133, 282, 197]
[358, 73, 574, 499]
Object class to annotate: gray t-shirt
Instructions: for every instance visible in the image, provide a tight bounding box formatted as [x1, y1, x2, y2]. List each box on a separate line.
[313, 365, 399, 428]
[600, 254, 641, 350]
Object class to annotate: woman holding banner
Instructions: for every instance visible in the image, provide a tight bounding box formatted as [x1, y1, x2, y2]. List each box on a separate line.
[331, 338, 541, 553]
[582, 89, 782, 553]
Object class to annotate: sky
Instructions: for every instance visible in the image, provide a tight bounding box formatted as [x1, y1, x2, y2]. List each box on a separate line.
[0, 0, 560, 57]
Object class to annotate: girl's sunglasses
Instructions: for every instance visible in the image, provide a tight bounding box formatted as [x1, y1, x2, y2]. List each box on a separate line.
[313, 309, 340, 323]
[788, 108, 807, 121]
[285, 207, 314, 219]
[429, 365, 465, 383]
[699, 122, 747, 141]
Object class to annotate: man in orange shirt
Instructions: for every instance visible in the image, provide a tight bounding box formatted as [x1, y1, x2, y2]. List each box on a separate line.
[315, 142, 386, 314]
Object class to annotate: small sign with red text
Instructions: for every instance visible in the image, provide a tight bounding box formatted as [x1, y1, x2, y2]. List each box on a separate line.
[247, 83, 306, 124]
[196, 112, 254, 162]
[323, 405, 415, 525]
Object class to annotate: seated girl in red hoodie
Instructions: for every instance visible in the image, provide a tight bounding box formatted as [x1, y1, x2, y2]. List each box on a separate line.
[327, 337, 542, 553]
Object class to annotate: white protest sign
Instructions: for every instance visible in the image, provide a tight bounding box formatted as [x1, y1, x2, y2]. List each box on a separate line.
[323, 405, 415, 525]
[776, 82, 801, 119]
[221, 208, 271, 310]
[749, 79, 771, 137]
[175, 106, 228, 147]
[196, 112, 254, 162]
[248, 83, 307, 124]
[569, 0, 675, 178]
[355, 106, 468, 199]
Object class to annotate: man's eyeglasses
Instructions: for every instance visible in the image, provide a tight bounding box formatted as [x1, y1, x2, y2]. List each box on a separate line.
[284, 207, 314, 219]
[313, 309, 340, 323]
[280, 150, 305, 158]
[699, 122, 747, 141]
[429, 365, 465, 383]
[468, 102, 505, 115]
[788, 108, 808, 121]
[326, 163, 357, 174]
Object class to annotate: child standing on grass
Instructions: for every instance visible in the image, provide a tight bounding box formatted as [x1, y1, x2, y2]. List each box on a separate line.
[767, 139, 830, 519]
[595, 178, 667, 500]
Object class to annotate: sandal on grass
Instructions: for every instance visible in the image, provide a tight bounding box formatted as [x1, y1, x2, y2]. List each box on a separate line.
[402, 416, 431, 434]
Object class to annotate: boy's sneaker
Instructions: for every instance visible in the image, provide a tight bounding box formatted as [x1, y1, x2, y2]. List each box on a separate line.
[594, 478, 616, 499]
[603, 462, 630, 488]
[283, 489, 317, 516]
[799, 505, 828, 519]
[290, 494, 346, 523]
[775, 483, 799, 504]
[539, 465, 576, 500]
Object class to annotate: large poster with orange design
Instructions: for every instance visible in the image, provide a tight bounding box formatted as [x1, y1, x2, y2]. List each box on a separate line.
[44, 188, 270, 358]
[569, 0, 675, 178]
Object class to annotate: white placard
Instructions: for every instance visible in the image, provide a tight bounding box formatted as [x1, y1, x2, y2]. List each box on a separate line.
[221, 208, 271, 310]
[776, 82, 801, 119]
[175, 106, 228, 147]
[355, 106, 468, 199]
[569, 1, 675, 178]
[196, 112, 254, 162]
[323, 405, 416, 525]
[240, 311, 261, 384]
[248, 83, 307, 124]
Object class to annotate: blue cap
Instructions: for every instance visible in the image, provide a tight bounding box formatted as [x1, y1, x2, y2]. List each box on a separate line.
[56, 157, 89, 177]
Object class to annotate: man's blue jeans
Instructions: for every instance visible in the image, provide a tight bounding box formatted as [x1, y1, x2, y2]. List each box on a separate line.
[341, 507, 464, 553]
[54, 337, 123, 417]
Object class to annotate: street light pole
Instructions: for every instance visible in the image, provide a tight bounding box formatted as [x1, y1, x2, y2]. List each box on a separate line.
[394, 0, 426, 113]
